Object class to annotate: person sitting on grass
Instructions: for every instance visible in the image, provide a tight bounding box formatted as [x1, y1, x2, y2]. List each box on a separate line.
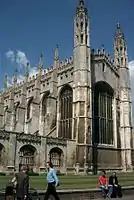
[109, 172, 122, 198]
[98, 170, 112, 198]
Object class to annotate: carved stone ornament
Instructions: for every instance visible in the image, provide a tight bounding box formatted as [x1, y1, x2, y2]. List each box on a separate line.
[17, 132, 41, 144]
[0, 130, 10, 140]
[46, 137, 67, 146]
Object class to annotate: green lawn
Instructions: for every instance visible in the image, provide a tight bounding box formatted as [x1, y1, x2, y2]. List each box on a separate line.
[0, 173, 134, 190]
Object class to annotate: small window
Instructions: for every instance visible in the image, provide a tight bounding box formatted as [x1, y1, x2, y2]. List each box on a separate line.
[121, 57, 123, 65]
[125, 58, 127, 66]
[76, 35, 79, 43]
[120, 47, 123, 56]
[85, 22, 88, 33]
[81, 34, 83, 44]
[80, 22, 83, 31]
[15, 102, 20, 122]
[118, 58, 120, 64]
[102, 63, 106, 72]
[86, 35, 88, 44]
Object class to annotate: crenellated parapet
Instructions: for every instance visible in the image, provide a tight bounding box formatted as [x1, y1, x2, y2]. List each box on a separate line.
[91, 48, 118, 74]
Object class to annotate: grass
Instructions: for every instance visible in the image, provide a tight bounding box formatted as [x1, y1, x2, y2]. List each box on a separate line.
[0, 173, 134, 190]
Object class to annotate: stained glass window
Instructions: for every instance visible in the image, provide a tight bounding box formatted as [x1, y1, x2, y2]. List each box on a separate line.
[59, 85, 73, 139]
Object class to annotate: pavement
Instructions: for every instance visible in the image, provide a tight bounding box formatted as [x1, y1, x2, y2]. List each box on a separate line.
[0, 194, 133, 200]
[38, 194, 133, 200]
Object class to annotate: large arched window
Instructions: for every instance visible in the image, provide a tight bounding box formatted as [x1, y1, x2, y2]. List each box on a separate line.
[19, 145, 36, 171]
[93, 81, 114, 145]
[59, 85, 73, 139]
[27, 98, 33, 120]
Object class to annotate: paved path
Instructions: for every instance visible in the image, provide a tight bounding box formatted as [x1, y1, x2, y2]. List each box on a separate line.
[0, 194, 133, 200]
[36, 195, 133, 200]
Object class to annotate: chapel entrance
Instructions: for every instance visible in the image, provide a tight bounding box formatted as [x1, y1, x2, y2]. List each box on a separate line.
[49, 147, 63, 168]
[19, 145, 36, 171]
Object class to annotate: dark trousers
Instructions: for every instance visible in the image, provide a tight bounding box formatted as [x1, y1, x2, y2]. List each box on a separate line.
[111, 185, 122, 198]
[17, 197, 27, 200]
[44, 183, 60, 200]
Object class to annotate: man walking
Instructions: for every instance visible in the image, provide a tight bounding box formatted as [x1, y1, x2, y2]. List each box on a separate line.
[15, 166, 29, 200]
[44, 162, 60, 200]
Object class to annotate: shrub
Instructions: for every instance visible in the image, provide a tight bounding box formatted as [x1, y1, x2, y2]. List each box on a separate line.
[39, 172, 47, 176]
[0, 172, 6, 176]
[56, 170, 65, 176]
[28, 172, 39, 176]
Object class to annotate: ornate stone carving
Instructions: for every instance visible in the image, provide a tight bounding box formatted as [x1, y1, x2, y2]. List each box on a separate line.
[0, 130, 10, 140]
[123, 90, 128, 100]
[17, 133, 41, 144]
[46, 137, 67, 146]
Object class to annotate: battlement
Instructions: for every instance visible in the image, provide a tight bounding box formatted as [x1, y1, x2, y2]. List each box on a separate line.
[0, 55, 74, 96]
[91, 48, 118, 73]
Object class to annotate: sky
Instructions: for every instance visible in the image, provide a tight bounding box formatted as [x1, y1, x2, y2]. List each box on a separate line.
[0, 0, 134, 105]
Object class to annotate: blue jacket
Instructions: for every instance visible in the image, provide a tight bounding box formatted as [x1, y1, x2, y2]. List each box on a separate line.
[47, 168, 59, 186]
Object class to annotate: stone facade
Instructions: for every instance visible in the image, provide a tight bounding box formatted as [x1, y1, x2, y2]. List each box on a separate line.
[0, 0, 133, 173]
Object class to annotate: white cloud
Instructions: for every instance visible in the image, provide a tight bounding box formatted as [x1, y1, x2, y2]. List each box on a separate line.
[5, 49, 39, 84]
[6, 50, 29, 68]
[16, 50, 29, 67]
[129, 60, 134, 124]
[129, 60, 134, 78]
[129, 60, 134, 96]
[5, 50, 15, 62]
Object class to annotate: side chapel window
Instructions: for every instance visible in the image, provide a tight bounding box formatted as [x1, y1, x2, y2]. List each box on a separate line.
[14, 102, 20, 122]
[59, 85, 73, 139]
[27, 98, 33, 120]
[41, 91, 50, 121]
[94, 82, 114, 145]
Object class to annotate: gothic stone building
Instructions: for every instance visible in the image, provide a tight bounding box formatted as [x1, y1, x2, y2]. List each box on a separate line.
[0, 0, 133, 174]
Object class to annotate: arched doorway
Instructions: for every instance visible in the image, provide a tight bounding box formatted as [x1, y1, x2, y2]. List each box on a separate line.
[92, 81, 114, 174]
[19, 145, 36, 171]
[49, 147, 63, 168]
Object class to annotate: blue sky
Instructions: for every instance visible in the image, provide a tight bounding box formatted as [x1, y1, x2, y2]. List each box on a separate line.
[0, 0, 134, 88]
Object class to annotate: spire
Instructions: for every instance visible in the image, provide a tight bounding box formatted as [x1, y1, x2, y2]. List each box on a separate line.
[74, 0, 89, 47]
[39, 53, 44, 69]
[13, 68, 17, 86]
[79, 0, 84, 8]
[4, 73, 7, 90]
[114, 22, 124, 40]
[76, 0, 87, 13]
[114, 23, 128, 68]
[38, 53, 44, 75]
[54, 45, 59, 61]
[25, 62, 29, 81]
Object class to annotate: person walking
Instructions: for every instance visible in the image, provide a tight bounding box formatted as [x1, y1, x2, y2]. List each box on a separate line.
[15, 166, 29, 200]
[44, 162, 60, 200]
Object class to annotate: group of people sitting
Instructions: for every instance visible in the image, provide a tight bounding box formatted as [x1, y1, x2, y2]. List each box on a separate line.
[98, 170, 122, 198]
